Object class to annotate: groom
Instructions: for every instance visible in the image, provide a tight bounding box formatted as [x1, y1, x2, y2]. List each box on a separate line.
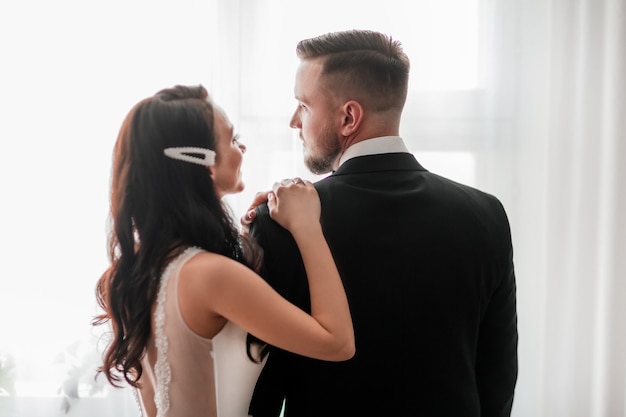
[245, 29, 518, 417]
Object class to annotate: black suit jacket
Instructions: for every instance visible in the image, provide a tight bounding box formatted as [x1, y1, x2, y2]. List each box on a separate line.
[248, 153, 518, 417]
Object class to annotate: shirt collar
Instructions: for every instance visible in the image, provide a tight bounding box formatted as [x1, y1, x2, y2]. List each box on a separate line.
[337, 136, 410, 168]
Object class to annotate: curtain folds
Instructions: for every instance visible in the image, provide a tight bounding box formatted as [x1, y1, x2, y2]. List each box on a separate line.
[514, 1, 626, 416]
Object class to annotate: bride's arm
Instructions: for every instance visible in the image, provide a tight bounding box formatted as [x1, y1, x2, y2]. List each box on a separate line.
[183, 180, 355, 361]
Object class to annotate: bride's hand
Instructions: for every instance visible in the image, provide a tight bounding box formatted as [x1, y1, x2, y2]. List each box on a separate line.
[240, 191, 271, 235]
[268, 178, 320, 233]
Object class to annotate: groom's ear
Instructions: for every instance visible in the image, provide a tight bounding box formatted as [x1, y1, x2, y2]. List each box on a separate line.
[339, 100, 364, 136]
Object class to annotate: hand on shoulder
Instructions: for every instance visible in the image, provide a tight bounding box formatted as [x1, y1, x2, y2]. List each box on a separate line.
[268, 178, 320, 234]
[240, 178, 320, 235]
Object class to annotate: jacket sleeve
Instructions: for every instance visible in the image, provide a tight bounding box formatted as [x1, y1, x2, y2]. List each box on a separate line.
[247, 202, 310, 417]
[249, 202, 311, 309]
[476, 201, 519, 417]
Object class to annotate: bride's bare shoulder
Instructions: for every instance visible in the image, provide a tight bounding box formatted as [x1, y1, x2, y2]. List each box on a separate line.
[181, 251, 251, 285]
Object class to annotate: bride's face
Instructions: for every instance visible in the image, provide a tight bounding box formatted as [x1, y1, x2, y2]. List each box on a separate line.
[209, 106, 247, 199]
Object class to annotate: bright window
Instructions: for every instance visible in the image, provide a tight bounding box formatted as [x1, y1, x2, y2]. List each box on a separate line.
[218, 0, 486, 216]
[0, 0, 493, 415]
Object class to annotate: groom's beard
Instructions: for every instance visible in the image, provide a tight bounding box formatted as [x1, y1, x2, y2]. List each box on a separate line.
[303, 123, 341, 175]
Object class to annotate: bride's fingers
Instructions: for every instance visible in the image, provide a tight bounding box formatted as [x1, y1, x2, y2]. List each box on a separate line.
[266, 190, 276, 208]
[273, 178, 310, 195]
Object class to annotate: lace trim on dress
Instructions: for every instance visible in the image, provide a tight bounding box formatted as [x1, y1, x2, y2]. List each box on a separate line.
[133, 387, 144, 417]
[153, 246, 200, 417]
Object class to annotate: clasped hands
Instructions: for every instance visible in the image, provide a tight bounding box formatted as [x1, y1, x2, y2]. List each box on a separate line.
[240, 177, 310, 235]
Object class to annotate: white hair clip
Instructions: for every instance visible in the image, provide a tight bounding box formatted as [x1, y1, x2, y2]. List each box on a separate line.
[163, 147, 216, 167]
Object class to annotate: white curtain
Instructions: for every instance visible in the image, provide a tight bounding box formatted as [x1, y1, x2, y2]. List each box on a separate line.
[512, 0, 626, 416]
[0, 1, 624, 416]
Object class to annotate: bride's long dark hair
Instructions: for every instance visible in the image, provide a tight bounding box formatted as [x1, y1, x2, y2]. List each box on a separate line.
[93, 85, 261, 388]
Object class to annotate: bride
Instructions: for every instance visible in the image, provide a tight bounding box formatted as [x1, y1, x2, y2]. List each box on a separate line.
[93, 84, 354, 417]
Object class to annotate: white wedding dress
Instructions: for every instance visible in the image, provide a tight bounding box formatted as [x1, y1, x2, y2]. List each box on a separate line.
[213, 321, 266, 417]
[137, 247, 265, 417]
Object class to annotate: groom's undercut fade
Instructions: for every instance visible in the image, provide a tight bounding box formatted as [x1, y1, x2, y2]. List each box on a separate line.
[296, 29, 411, 112]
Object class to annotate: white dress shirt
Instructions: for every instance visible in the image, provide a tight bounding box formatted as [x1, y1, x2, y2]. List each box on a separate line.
[337, 136, 410, 168]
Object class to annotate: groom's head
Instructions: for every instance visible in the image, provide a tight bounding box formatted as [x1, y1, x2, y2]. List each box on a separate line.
[288, 29, 410, 174]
